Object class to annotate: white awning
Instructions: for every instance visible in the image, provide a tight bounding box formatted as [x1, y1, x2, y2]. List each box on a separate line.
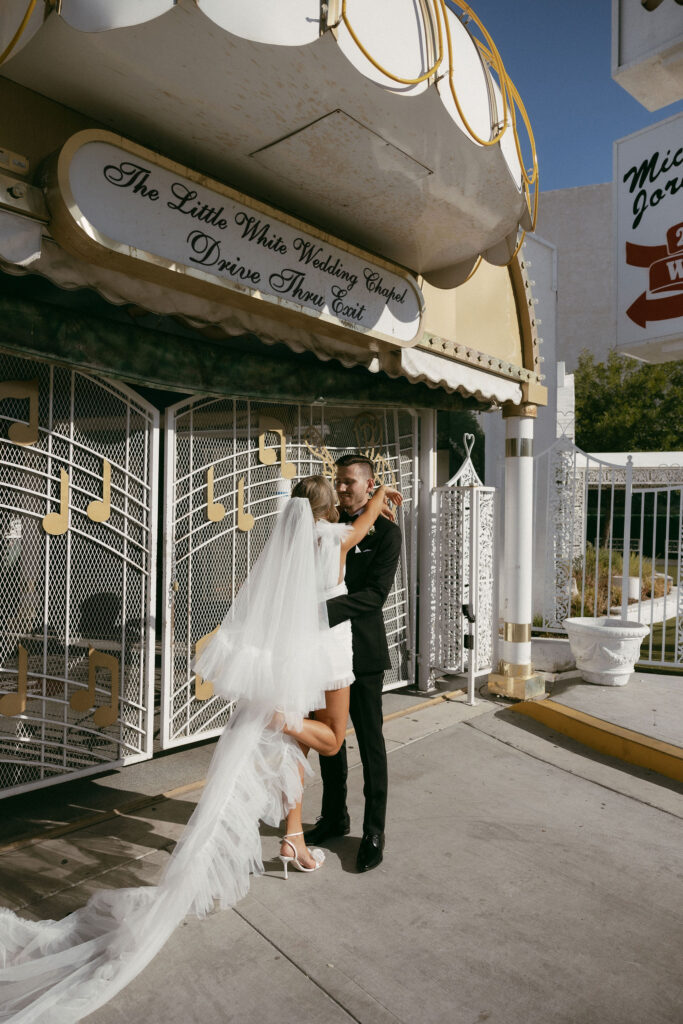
[0, 209, 41, 266]
[396, 346, 522, 405]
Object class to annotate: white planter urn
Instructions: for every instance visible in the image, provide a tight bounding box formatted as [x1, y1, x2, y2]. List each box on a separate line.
[562, 616, 650, 686]
[612, 575, 640, 602]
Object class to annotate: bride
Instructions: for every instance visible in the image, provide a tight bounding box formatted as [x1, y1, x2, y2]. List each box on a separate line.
[280, 474, 401, 874]
[0, 473, 401, 1022]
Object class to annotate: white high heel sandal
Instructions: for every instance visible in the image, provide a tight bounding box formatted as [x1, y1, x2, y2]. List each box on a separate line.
[279, 832, 325, 879]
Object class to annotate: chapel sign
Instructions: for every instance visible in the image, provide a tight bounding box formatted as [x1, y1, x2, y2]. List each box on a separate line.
[45, 131, 423, 347]
[615, 115, 683, 354]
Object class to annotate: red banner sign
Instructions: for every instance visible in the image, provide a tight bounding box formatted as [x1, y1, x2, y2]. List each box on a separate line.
[625, 219, 683, 327]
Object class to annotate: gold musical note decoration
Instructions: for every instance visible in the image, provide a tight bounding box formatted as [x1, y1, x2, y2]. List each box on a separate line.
[206, 465, 226, 523]
[303, 427, 337, 483]
[360, 447, 397, 488]
[42, 468, 69, 536]
[237, 476, 255, 532]
[0, 379, 39, 446]
[194, 627, 219, 700]
[70, 648, 119, 727]
[0, 644, 28, 717]
[87, 458, 111, 523]
[258, 417, 296, 479]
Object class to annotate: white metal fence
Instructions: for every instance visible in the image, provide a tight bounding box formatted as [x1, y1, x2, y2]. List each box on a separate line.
[160, 397, 418, 748]
[630, 486, 683, 666]
[0, 351, 158, 797]
[534, 437, 683, 669]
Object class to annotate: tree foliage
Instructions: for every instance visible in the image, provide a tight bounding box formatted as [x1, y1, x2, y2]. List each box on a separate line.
[574, 350, 683, 453]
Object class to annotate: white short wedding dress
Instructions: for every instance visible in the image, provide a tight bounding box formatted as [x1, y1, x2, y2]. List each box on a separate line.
[0, 500, 353, 1022]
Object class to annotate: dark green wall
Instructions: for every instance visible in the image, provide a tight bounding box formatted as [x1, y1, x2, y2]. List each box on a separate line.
[0, 271, 487, 413]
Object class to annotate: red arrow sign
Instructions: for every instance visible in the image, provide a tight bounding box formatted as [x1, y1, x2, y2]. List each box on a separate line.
[626, 290, 683, 327]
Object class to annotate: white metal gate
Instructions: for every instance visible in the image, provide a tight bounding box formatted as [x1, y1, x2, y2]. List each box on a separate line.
[0, 351, 158, 797]
[630, 486, 683, 667]
[161, 397, 417, 748]
[430, 435, 495, 691]
[533, 439, 628, 631]
[534, 438, 683, 669]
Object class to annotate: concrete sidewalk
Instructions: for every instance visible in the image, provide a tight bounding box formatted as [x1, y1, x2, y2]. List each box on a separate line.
[1, 687, 682, 1024]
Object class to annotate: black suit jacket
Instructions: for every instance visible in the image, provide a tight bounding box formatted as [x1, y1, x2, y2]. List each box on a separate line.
[326, 512, 402, 674]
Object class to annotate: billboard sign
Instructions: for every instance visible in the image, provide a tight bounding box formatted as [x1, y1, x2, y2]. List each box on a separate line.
[615, 115, 683, 356]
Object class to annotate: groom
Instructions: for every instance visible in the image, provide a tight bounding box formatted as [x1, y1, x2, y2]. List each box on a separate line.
[304, 453, 402, 872]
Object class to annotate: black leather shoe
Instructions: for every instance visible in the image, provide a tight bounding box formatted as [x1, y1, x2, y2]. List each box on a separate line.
[303, 814, 350, 845]
[356, 833, 384, 872]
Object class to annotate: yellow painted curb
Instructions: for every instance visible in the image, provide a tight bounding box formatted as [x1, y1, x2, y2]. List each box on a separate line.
[513, 698, 683, 784]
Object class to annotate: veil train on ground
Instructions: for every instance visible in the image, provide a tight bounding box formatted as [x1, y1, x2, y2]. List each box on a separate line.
[0, 499, 340, 1023]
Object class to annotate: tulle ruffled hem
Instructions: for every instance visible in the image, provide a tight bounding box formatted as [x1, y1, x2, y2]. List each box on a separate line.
[0, 705, 309, 1023]
[322, 674, 354, 691]
[191, 628, 349, 723]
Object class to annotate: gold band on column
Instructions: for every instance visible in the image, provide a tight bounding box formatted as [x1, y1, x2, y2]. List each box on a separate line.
[497, 660, 533, 679]
[505, 438, 533, 458]
[502, 622, 531, 643]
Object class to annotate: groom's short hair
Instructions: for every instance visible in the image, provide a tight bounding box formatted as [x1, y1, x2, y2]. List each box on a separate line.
[335, 453, 375, 478]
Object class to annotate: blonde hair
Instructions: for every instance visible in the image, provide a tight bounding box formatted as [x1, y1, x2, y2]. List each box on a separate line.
[291, 475, 339, 523]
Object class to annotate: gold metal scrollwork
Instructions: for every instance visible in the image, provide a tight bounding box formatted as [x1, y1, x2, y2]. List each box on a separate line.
[353, 412, 383, 450]
[303, 427, 337, 483]
[360, 447, 397, 488]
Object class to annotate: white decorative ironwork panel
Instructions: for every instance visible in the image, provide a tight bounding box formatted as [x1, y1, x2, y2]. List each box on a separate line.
[476, 487, 495, 670]
[432, 437, 495, 678]
[533, 439, 625, 631]
[0, 352, 158, 797]
[161, 398, 417, 747]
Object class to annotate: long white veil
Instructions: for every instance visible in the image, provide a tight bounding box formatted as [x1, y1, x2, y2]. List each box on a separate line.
[0, 497, 335, 1022]
[193, 496, 335, 730]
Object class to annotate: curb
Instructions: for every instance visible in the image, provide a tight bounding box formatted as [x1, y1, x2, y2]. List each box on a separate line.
[513, 698, 683, 784]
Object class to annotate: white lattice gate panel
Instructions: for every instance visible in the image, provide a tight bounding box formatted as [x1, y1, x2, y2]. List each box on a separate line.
[432, 442, 495, 678]
[0, 352, 158, 797]
[533, 439, 628, 632]
[162, 398, 417, 748]
[630, 487, 683, 668]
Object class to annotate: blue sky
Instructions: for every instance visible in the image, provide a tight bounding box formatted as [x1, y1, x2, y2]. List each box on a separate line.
[468, 0, 683, 192]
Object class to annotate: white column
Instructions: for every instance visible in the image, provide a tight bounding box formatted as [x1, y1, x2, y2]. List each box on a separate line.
[417, 409, 438, 692]
[488, 403, 545, 700]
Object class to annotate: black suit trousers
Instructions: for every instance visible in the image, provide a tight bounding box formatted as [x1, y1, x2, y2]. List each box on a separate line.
[319, 670, 387, 836]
